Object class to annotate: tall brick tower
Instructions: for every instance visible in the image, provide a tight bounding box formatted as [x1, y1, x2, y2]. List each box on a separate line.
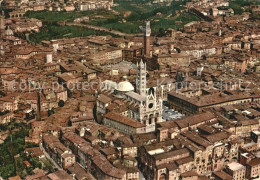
[140, 21, 151, 58]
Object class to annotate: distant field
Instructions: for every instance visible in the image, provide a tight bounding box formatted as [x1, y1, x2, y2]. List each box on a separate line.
[89, 0, 194, 34]
[25, 10, 115, 23]
[25, 10, 118, 42]
[229, 0, 260, 14]
[25, 0, 199, 42]
[113, 0, 160, 14]
[103, 22, 140, 34]
[29, 25, 115, 43]
[153, 12, 199, 31]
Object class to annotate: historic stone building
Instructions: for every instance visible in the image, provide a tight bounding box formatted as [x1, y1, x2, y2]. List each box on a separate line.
[98, 60, 164, 133]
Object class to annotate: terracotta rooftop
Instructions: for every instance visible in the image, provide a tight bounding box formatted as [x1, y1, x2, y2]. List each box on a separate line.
[92, 154, 126, 179]
[175, 111, 216, 129]
[247, 158, 260, 167]
[169, 90, 252, 107]
[212, 171, 233, 180]
[153, 148, 190, 161]
[104, 112, 145, 128]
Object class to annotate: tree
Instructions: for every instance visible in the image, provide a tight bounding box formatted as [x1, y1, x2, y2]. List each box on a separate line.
[36, 162, 42, 169]
[0, 124, 29, 179]
[158, 28, 166, 37]
[58, 100, 65, 107]
[47, 109, 52, 117]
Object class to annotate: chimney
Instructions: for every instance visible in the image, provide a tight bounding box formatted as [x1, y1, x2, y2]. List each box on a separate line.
[51, 40, 59, 53]
[218, 29, 222, 37]
[0, 44, 5, 56]
[197, 66, 204, 76]
[25, 33, 30, 41]
[46, 53, 53, 63]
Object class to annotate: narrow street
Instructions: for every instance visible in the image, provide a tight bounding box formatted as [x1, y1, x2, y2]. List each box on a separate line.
[39, 143, 62, 170]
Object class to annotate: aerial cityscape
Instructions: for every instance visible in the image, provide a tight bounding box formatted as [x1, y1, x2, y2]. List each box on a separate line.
[0, 0, 260, 179]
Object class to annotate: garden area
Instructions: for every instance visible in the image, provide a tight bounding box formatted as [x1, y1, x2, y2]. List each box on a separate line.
[0, 123, 54, 179]
[29, 25, 114, 43]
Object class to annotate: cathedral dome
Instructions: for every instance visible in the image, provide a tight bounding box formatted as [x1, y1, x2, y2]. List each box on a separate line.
[116, 77, 134, 92]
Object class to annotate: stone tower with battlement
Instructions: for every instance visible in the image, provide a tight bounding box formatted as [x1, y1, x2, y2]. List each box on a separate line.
[140, 21, 151, 58]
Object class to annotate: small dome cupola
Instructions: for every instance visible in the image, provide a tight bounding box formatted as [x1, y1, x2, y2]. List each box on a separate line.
[116, 76, 134, 92]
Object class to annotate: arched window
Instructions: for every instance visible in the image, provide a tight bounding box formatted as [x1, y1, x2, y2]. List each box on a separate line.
[159, 173, 166, 180]
[148, 87, 155, 95]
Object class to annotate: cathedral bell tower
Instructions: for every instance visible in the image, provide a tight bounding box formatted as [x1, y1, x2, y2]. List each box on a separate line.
[136, 59, 146, 96]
